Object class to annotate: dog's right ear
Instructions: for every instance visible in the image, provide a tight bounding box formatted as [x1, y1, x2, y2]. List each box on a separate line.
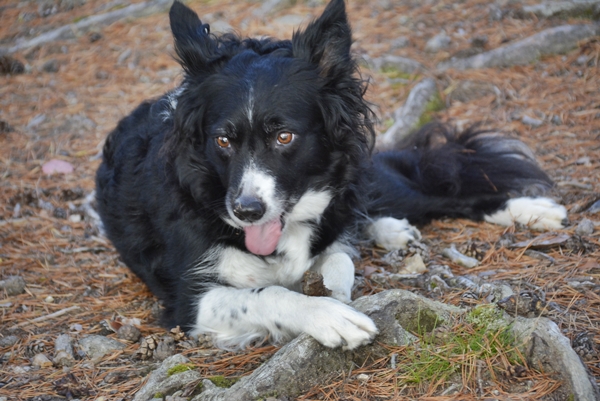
[169, 1, 214, 74]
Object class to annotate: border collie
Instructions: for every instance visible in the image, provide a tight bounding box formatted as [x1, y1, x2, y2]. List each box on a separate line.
[96, 0, 567, 350]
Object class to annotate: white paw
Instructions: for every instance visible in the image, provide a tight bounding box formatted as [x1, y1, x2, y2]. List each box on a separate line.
[304, 298, 378, 350]
[367, 217, 422, 251]
[484, 197, 567, 230]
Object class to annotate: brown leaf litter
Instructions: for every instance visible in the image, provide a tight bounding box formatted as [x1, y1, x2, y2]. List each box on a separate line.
[1, 0, 599, 400]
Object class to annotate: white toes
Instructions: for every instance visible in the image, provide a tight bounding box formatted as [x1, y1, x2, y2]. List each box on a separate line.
[484, 197, 567, 230]
[367, 217, 422, 251]
[305, 298, 378, 350]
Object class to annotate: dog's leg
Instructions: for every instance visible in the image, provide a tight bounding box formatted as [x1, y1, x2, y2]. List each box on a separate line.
[484, 197, 567, 230]
[191, 285, 378, 350]
[366, 217, 422, 251]
[312, 250, 355, 303]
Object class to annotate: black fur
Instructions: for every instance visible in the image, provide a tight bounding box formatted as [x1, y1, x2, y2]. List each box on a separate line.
[96, 0, 552, 335]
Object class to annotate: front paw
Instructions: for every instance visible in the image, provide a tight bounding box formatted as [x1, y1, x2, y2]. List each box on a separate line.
[304, 298, 378, 350]
[367, 217, 422, 251]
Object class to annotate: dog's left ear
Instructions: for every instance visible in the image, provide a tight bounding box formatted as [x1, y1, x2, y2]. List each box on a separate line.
[169, 1, 214, 74]
[292, 0, 352, 79]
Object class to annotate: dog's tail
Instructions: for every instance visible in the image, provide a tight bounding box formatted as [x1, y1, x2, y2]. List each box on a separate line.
[366, 123, 554, 223]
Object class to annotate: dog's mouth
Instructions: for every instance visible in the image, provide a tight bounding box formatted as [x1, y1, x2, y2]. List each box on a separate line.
[243, 218, 283, 256]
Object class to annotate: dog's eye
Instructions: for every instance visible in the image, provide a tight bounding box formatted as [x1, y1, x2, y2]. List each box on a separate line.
[216, 136, 230, 148]
[276, 132, 294, 145]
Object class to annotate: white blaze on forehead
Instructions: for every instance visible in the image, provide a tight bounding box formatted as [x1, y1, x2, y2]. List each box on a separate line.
[246, 86, 254, 127]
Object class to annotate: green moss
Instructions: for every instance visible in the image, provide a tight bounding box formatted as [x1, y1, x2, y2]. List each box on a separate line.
[381, 66, 418, 81]
[153, 392, 165, 399]
[208, 375, 239, 388]
[416, 92, 445, 128]
[395, 309, 524, 387]
[167, 363, 196, 376]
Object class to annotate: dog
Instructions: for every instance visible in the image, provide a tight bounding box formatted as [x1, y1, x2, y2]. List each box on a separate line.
[96, 0, 567, 350]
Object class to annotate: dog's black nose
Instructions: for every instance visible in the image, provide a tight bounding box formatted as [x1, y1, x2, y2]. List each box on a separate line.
[233, 196, 265, 222]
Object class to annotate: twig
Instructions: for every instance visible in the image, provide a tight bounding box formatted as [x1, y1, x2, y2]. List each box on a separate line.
[1, 0, 172, 55]
[437, 24, 600, 71]
[9, 305, 81, 331]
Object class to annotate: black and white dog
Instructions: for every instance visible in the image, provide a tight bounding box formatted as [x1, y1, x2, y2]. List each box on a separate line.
[96, 0, 567, 350]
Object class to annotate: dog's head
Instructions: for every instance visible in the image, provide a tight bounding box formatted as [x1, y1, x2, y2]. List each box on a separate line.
[165, 0, 374, 255]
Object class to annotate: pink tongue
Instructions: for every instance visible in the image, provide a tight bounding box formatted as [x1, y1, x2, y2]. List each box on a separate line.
[244, 219, 282, 256]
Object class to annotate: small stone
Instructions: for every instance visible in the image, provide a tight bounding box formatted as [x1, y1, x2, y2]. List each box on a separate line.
[53, 350, 75, 367]
[117, 324, 141, 342]
[425, 31, 451, 53]
[95, 70, 109, 80]
[551, 115, 563, 125]
[576, 156, 591, 166]
[42, 59, 60, 73]
[69, 214, 82, 223]
[576, 219, 595, 236]
[398, 254, 426, 274]
[154, 336, 176, 361]
[53, 207, 67, 219]
[0, 276, 26, 296]
[32, 353, 53, 368]
[117, 48, 132, 64]
[0, 335, 19, 347]
[44, 295, 55, 303]
[390, 36, 410, 49]
[0, 55, 25, 75]
[78, 335, 126, 360]
[521, 115, 543, 127]
[588, 200, 600, 214]
[356, 373, 370, 382]
[89, 32, 103, 43]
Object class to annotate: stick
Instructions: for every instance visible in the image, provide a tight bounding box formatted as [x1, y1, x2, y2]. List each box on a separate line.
[1, 0, 171, 55]
[437, 24, 600, 71]
[9, 305, 81, 330]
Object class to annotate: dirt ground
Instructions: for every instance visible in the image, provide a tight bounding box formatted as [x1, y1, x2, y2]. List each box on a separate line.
[1, 0, 599, 400]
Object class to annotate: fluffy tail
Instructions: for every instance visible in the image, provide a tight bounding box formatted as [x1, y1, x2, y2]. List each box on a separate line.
[366, 124, 554, 223]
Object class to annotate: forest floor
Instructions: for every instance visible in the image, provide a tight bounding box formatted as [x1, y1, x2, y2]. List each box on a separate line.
[0, 0, 599, 400]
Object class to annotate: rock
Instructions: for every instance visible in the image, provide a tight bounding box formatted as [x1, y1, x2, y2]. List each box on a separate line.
[0, 55, 25, 75]
[88, 32, 103, 42]
[117, 324, 141, 342]
[576, 218, 595, 236]
[425, 31, 451, 53]
[514, 1, 600, 20]
[512, 318, 599, 401]
[78, 335, 126, 360]
[448, 80, 500, 103]
[253, 0, 295, 17]
[131, 289, 598, 401]
[376, 78, 440, 150]
[588, 200, 600, 214]
[153, 336, 176, 361]
[32, 353, 53, 368]
[438, 24, 600, 71]
[41, 59, 60, 73]
[398, 254, 427, 274]
[133, 354, 201, 401]
[53, 334, 75, 367]
[273, 14, 305, 27]
[209, 20, 233, 34]
[0, 276, 26, 296]
[53, 350, 75, 367]
[521, 115, 544, 127]
[373, 54, 424, 74]
[390, 36, 410, 49]
[0, 335, 19, 347]
[442, 244, 479, 269]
